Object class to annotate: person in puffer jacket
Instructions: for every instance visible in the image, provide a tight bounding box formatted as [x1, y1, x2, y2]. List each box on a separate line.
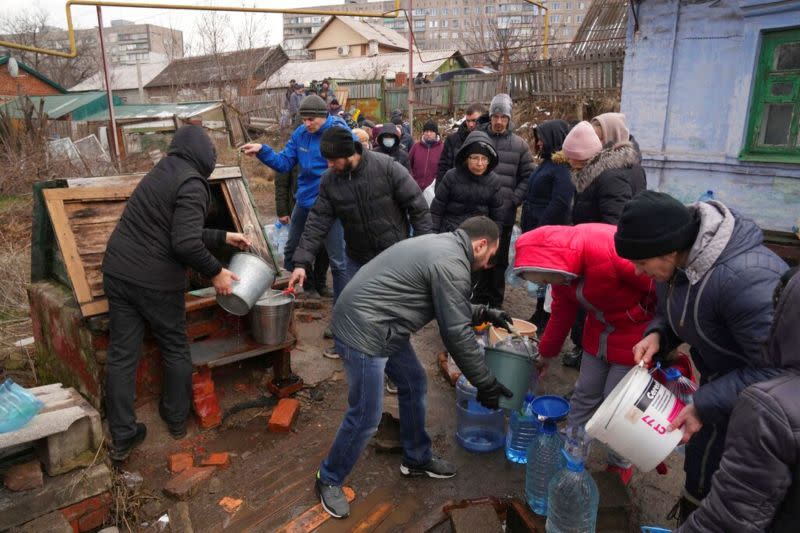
[615, 191, 788, 524]
[678, 267, 800, 533]
[590, 112, 642, 164]
[513, 223, 656, 485]
[430, 130, 503, 233]
[375, 122, 410, 170]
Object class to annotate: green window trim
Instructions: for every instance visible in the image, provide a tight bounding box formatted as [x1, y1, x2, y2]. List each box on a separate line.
[740, 28, 800, 164]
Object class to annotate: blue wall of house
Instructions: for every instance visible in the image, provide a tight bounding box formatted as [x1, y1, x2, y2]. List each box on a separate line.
[621, 0, 800, 231]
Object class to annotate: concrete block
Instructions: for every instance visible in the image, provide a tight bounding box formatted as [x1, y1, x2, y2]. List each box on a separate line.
[13, 511, 72, 533]
[449, 504, 503, 533]
[168, 501, 194, 533]
[3, 461, 43, 491]
[163, 467, 215, 500]
[168, 453, 193, 474]
[267, 398, 300, 433]
[0, 463, 111, 531]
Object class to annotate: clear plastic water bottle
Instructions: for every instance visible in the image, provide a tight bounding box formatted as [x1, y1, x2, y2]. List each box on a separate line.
[525, 416, 565, 514]
[697, 190, 714, 203]
[264, 220, 290, 265]
[505, 225, 524, 286]
[506, 393, 538, 464]
[0, 379, 44, 433]
[546, 428, 599, 533]
[455, 375, 505, 453]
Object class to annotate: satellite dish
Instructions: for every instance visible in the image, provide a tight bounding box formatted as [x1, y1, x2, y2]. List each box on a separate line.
[7, 57, 19, 78]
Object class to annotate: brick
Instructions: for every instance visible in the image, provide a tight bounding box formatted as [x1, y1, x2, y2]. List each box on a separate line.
[15, 511, 73, 533]
[4, 461, 44, 492]
[60, 493, 112, 523]
[77, 504, 110, 532]
[163, 467, 215, 500]
[449, 504, 503, 533]
[267, 398, 300, 433]
[200, 452, 230, 469]
[168, 453, 194, 474]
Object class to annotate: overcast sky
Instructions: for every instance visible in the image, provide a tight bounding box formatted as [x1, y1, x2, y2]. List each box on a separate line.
[3, 0, 357, 50]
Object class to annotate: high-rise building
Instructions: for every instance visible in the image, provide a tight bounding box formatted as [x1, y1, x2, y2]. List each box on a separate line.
[282, 1, 591, 59]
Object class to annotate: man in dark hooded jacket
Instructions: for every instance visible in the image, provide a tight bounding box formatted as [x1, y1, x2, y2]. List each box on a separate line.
[390, 109, 413, 152]
[102, 125, 250, 460]
[615, 191, 788, 523]
[437, 103, 485, 181]
[678, 267, 800, 533]
[375, 123, 410, 170]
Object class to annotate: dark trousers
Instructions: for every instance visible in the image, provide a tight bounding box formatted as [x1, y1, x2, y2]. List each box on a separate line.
[307, 248, 330, 293]
[472, 224, 513, 308]
[104, 275, 192, 442]
[570, 308, 586, 350]
[684, 419, 728, 504]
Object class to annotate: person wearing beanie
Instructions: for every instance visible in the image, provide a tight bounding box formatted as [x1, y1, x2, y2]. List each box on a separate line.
[287, 82, 306, 125]
[591, 112, 642, 163]
[390, 109, 413, 151]
[520, 119, 575, 333]
[513, 223, 657, 485]
[375, 122, 411, 170]
[430, 130, 503, 233]
[408, 120, 444, 190]
[437, 103, 485, 181]
[615, 190, 788, 524]
[472, 93, 534, 308]
[242, 98, 356, 356]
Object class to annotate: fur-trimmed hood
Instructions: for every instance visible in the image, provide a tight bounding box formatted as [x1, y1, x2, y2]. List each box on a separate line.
[572, 142, 640, 193]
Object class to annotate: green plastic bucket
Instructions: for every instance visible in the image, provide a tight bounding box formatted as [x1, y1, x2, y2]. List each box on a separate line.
[484, 346, 535, 410]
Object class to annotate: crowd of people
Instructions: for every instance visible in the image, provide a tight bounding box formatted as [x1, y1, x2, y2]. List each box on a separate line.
[103, 86, 798, 530]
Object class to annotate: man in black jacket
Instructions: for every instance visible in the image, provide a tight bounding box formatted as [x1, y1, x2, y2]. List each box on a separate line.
[287, 126, 432, 295]
[437, 103, 485, 181]
[102, 125, 250, 461]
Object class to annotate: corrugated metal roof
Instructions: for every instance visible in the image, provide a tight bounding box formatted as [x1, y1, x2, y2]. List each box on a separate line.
[258, 50, 466, 89]
[81, 101, 222, 122]
[569, 0, 628, 57]
[0, 92, 122, 120]
[69, 60, 169, 92]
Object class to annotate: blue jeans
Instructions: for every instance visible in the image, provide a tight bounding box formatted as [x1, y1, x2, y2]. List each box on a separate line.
[283, 204, 346, 303]
[318, 339, 432, 486]
[344, 255, 364, 285]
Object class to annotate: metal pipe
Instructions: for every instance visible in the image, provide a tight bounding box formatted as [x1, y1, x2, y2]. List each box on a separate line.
[96, 6, 119, 161]
[524, 0, 550, 60]
[0, 0, 402, 59]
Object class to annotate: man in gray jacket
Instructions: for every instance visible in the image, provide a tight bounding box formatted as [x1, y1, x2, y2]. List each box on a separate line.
[314, 216, 513, 519]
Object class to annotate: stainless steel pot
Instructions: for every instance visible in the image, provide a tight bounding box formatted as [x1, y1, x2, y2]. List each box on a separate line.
[250, 290, 294, 345]
[216, 252, 276, 316]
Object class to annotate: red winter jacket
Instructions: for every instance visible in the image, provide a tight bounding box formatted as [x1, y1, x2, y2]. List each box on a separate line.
[514, 224, 656, 365]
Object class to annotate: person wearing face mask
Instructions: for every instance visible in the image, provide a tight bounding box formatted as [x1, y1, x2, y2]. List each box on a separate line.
[408, 120, 444, 191]
[614, 191, 787, 524]
[375, 122, 411, 170]
[513, 223, 657, 485]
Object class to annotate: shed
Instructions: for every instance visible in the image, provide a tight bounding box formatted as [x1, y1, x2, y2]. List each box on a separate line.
[0, 92, 123, 121]
[0, 55, 67, 102]
[68, 61, 169, 104]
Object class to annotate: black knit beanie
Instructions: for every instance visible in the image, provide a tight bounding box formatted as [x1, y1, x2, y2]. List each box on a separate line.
[423, 120, 438, 135]
[614, 191, 700, 260]
[319, 127, 356, 159]
[298, 95, 328, 118]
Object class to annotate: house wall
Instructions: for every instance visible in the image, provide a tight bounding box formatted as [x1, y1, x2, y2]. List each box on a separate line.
[621, 0, 800, 231]
[0, 68, 62, 99]
[310, 18, 369, 60]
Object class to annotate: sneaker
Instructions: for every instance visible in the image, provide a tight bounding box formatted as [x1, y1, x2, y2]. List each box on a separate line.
[561, 347, 583, 369]
[159, 403, 188, 440]
[323, 326, 334, 339]
[109, 423, 147, 462]
[606, 464, 633, 486]
[400, 456, 456, 479]
[298, 289, 321, 300]
[385, 375, 398, 394]
[322, 346, 340, 359]
[315, 473, 350, 518]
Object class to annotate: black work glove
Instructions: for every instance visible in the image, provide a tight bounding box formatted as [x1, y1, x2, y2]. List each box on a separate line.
[476, 379, 514, 410]
[485, 308, 513, 331]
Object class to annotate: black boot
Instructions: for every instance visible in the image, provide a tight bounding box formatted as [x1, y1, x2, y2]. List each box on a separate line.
[109, 422, 147, 462]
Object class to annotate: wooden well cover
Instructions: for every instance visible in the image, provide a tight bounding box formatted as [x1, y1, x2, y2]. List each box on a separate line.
[43, 166, 275, 317]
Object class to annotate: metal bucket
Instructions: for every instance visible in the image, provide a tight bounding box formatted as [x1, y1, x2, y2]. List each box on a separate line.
[484, 346, 535, 411]
[250, 290, 294, 345]
[216, 252, 276, 316]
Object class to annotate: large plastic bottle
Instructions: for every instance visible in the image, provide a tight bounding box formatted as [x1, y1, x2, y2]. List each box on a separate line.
[525, 416, 565, 515]
[0, 379, 44, 433]
[697, 190, 715, 203]
[505, 225, 524, 286]
[264, 220, 290, 266]
[545, 429, 599, 533]
[455, 375, 505, 452]
[506, 393, 538, 464]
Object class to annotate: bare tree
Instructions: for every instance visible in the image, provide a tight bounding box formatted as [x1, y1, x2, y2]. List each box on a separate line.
[463, 15, 526, 72]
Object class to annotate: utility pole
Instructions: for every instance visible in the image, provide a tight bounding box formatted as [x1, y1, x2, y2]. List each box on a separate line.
[407, 0, 414, 133]
[96, 7, 119, 162]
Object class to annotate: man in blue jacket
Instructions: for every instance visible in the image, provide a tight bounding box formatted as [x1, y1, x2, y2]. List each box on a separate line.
[242, 95, 351, 306]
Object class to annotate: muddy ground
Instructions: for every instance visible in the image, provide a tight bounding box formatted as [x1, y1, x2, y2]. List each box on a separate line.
[0, 169, 682, 532]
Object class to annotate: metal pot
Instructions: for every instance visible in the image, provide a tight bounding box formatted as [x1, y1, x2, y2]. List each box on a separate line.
[216, 252, 276, 316]
[250, 290, 294, 345]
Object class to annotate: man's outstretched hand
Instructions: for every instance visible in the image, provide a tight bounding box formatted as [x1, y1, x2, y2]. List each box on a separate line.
[476, 379, 513, 410]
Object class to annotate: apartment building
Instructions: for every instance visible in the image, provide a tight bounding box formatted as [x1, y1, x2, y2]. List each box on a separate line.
[282, 1, 591, 58]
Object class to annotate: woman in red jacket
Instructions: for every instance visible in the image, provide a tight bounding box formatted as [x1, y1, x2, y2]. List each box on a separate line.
[514, 223, 656, 484]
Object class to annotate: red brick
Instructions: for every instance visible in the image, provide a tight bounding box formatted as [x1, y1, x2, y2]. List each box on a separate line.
[77, 504, 110, 532]
[168, 453, 194, 474]
[3, 460, 43, 491]
[267, 398, 300, 433]
[163, 466, 215, 500]
[200, 452, 230, 469]
[60, 493, 112, 524]
[0, 68, 63, 98]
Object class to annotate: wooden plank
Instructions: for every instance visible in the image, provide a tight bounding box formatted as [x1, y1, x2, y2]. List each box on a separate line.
[274, 487, 356, 533]
[44, 192, 94, 306]
[224, 178, 276, 269]
[66, 165, 242, 187]
[80, 299, 108, 316]
[208, 165, 243, 181]
[45, 185, 136, 201]
[220, 181, 243, 232]
[65, 201, 126, 225]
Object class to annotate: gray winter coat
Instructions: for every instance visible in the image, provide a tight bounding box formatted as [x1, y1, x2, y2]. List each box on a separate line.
[293, 144, 432, 267]
[645, 201, 788, 424]
[679, 273, 800, 533]
[480, 123, 535, 225]
[331, 230, 495, 389]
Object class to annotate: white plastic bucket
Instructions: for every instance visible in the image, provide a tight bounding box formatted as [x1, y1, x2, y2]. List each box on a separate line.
[585, 364, 684, 471]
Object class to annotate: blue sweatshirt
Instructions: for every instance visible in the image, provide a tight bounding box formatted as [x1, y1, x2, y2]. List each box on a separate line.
[256, 114, 354, 208]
